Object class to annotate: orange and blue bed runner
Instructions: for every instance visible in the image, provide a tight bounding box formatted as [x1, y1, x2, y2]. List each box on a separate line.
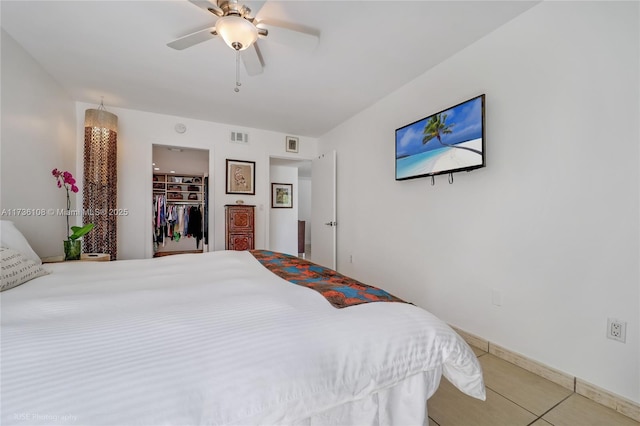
[250, 250, 407, 309]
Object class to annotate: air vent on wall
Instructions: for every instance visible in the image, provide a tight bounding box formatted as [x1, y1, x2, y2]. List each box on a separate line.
[230, 131, 249, 144]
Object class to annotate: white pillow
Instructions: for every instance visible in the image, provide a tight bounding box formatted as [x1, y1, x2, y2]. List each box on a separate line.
[0, 220, 41, 265]
[0, 247, 50, 292]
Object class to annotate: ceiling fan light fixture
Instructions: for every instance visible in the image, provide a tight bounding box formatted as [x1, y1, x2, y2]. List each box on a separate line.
[216, 15, 258, 51]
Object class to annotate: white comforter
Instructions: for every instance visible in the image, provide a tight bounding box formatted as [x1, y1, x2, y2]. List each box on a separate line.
[1, 251, 484, 425]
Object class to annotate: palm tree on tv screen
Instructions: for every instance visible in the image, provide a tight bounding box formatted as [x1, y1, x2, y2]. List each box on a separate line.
[422, 113, 482, 155]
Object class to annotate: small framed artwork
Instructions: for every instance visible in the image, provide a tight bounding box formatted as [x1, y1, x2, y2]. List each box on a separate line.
[271, 183, 293, 208]
[285, 136, 299, 153]
[226, 159, 256, 195]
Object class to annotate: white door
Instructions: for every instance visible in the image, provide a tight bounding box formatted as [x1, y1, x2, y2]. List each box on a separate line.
[311, 150, 336, 269]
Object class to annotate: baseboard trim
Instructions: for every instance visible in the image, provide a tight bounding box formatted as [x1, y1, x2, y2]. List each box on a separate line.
[488, 343, 575, 391]
[450, 326, 640, 422]
[576, 379, 640, 422]
[451, 327, 489, 352]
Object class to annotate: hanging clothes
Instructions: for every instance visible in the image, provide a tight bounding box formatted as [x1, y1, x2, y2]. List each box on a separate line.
[177, 205, 185, 236]
[187, 206, 203, 249]
[152, 195, 167, 251]
[152, 178, 205, 254]
[203, 177, 209, 245]
[183, 206, 190, 237]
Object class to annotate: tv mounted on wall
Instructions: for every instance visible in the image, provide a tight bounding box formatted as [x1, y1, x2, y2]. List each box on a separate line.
[395, 94, 485, 181]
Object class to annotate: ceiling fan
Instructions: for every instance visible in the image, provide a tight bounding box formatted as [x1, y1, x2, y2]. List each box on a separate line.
[167, 0, 319, 84]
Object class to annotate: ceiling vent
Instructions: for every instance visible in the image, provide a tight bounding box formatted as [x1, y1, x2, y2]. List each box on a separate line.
[230, 131, 249, 144]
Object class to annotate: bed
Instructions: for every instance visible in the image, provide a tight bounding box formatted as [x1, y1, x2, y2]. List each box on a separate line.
[1, 240, 485, 425]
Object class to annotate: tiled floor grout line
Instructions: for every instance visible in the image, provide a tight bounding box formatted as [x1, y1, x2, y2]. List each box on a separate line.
[466, 338, 639, 423]
[428, 415, 441, 426]
[471, 351, 547, 424]
[483, 382, 548, 422]
[479, 352, 575, 426]
[429, 344, 640, 426]
[524, 392, 574, 426]
[477, 348, 575, 425]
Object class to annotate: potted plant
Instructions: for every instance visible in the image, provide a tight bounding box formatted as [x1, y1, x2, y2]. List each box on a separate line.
[52, 169, 94, 260]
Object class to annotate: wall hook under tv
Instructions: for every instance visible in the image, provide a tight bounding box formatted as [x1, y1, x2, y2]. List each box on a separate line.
[448, 173, 454, 184]
[431, 176, 435, 186]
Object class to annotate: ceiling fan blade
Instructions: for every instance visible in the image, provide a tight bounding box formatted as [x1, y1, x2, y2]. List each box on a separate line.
[241, 43, 264, 76]
[258, 19, 319, 51]
[188, 0, 224, 17]
[242, 1, 266, 22]
[167, 27, 217, 50]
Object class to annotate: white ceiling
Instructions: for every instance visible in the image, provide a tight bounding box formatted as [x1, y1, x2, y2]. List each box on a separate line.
[1, 0, 538, 138]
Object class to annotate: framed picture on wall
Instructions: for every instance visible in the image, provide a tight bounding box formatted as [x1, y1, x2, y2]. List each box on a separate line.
[285, 136, 299, 153]
[226, 159, 255, 195]
[271, 183, 293, 208]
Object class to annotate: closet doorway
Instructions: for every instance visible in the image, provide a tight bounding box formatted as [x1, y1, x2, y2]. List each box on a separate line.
[152, 145, 209, 257]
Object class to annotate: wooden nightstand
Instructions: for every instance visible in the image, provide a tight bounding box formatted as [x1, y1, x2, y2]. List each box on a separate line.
[41, 253, 111, 263]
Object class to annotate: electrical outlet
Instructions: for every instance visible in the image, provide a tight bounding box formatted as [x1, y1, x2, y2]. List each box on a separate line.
[607, 318, 626, 343]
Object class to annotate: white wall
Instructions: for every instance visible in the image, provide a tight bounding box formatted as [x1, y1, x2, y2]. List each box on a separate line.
[269, 165, 298, 255]
[74, 103, 317, 260]
[0, 30, 77, 257]
[318, 2, 639, 403]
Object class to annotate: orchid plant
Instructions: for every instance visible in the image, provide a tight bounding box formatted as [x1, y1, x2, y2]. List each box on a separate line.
[52, 169, 94, 242]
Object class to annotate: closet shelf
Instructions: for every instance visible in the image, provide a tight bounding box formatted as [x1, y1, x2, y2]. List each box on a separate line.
[166, 190, 202, 193]
[166, 201, 204, 205]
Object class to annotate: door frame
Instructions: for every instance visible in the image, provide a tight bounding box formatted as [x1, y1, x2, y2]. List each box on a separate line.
[265, 156, 313, 253]
[146, 143, 214, 259]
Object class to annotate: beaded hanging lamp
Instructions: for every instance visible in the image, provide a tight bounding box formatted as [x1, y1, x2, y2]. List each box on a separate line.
[83, 98, 118, 260]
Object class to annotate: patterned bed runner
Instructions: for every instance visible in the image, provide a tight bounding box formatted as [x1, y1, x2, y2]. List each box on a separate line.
[250, 250, 407, 309]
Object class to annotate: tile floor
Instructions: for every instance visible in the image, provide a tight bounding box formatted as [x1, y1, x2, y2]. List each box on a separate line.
[427, 346, 639, 426]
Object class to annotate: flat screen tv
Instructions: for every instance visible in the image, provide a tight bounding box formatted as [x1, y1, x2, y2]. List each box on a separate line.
[395, 94, 485, 181]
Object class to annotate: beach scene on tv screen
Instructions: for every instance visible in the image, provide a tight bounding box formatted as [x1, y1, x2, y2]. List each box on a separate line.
[396, 96, 483, 179]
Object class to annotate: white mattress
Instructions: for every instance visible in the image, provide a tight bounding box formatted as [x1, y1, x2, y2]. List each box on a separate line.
[1, 250, 484, 425]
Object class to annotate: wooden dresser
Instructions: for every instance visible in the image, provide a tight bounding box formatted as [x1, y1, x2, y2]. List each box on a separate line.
[225, 204, 255, 250]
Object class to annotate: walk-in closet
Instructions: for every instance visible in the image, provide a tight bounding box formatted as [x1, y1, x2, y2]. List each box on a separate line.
[152, 145, 209, 257]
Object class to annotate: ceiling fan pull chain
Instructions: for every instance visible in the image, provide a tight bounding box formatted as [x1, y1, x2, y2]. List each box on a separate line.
[234, 50, 241, 93]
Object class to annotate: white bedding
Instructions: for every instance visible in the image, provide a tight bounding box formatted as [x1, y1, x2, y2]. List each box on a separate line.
[1, 250, 484, 425]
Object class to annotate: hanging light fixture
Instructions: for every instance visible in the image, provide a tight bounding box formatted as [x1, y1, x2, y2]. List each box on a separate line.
[83, 98, 118, 260]
[211, 0, 267, 93]
[214, 13, 259, 93]
[215, 15, 258, 51]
